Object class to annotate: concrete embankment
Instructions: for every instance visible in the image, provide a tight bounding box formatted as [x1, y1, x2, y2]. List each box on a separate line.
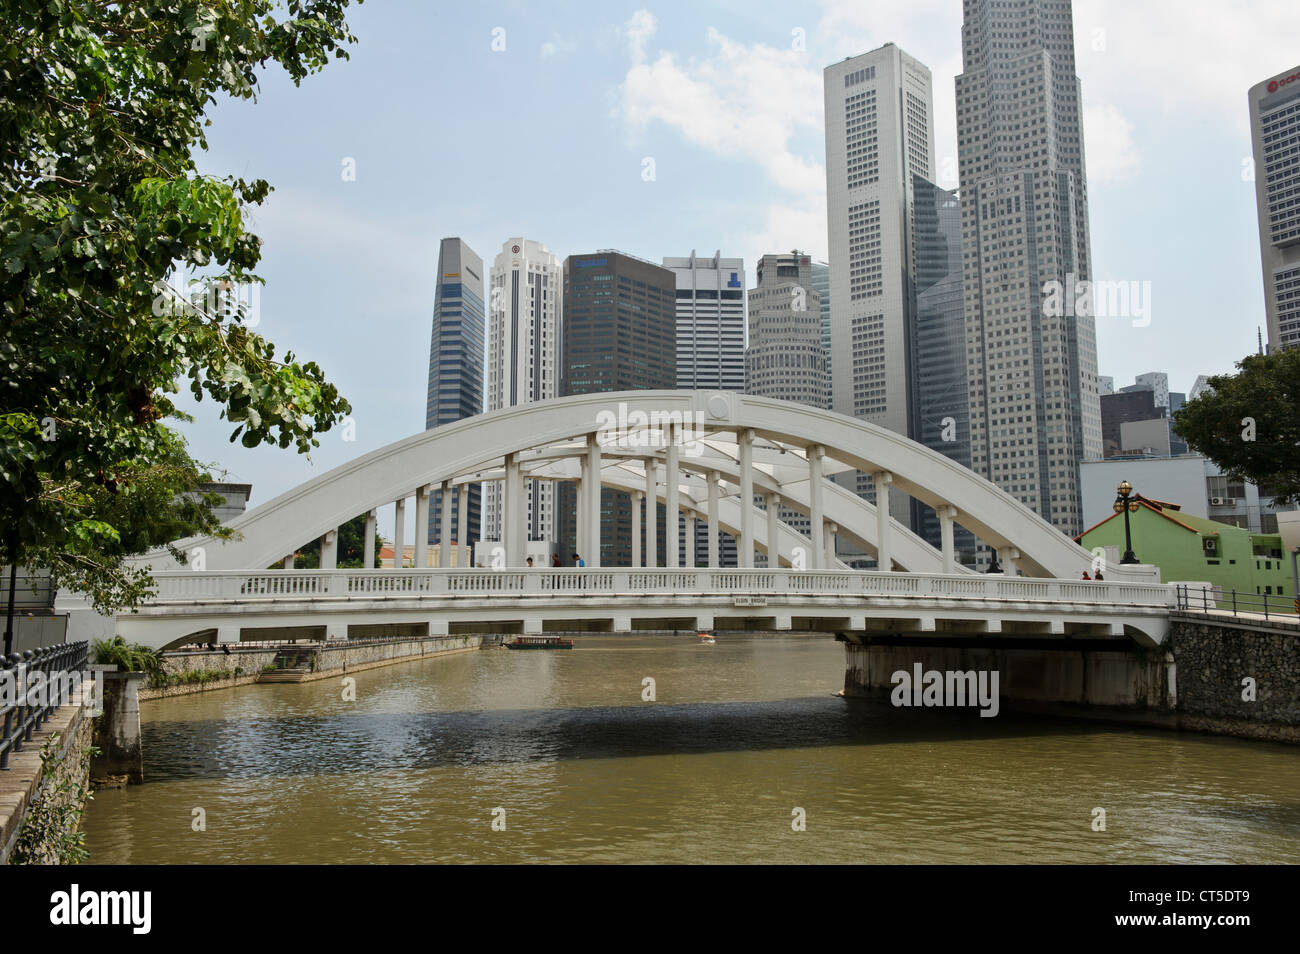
[843, 616, 1300, 744]
[141, 634, 484, 699]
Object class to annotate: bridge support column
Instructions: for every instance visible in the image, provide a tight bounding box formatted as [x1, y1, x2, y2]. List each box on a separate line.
[456, 485, 469, 566]
[999, 547, 1020, 577]
[938, 505, 957, 574]
[686, 513, 696, 567]
[874, 470, 893, 571]
[808, 446, 825, 569]
[440, 480, 453, 568]
[774, 613, 792, 631]
[739, 429, 754, 568]
[576, 462, 586, 565]
[766, 492, 781, 568]
[825, 522, 837, 568]
[523, 618, 543, 635]
[503, 453, 523, 566]
[696, 614, 714, 632]
[614, 615, 632, 632]
[283, 555, 294, 570]
[363, 509, 376, 568]
[393, 496, 406, 569]
[321, 529, 338, 569]
[645, 460, 657, 567]
[429, 619, 449, 636]
[665, 425, 680, 567]
[414, 485, 430, 568]
[217, 624, 239, 644]
[707, 471, 720, 568]
[631, 490, 642, 569]
[585, 434, 602, 568]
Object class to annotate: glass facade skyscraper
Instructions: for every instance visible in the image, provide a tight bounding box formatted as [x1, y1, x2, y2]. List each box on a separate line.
[909, 177, 975, 564]
[425, 237, 485, 549]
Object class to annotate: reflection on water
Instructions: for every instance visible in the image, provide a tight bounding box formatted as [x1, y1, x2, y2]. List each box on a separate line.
[82, 635, 1300, 864]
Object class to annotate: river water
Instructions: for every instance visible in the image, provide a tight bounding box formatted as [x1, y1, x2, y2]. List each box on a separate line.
[82, 635, 1300, 864]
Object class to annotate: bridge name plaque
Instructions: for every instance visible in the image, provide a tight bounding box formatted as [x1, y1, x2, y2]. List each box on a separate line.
[733, 595, 768, 607]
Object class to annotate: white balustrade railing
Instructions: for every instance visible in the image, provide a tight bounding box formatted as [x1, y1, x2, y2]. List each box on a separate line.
[145, 568, 1175, 609]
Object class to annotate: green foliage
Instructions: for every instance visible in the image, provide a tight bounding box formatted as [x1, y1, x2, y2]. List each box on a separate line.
[9, 732, 94, 865]
[92, 635, 162, 676]
[1173, 350, 1300, 504]
[287, 513, 384, 568]
[0, 0, 361, 613]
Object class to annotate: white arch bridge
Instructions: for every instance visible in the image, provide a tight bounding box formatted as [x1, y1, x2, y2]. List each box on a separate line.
[62, 391, 1175, 651]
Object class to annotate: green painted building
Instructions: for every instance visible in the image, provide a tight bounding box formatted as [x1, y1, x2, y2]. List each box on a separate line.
[1076, 495, 1292, 598]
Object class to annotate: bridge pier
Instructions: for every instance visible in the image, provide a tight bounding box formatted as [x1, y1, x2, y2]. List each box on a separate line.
[843, 638, 1178, 717]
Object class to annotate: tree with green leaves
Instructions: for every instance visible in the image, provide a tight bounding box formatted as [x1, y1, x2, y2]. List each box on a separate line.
[1, 0, 362, 645]
[1173, 349, 1300, 505]
[286, 513, 383, 568]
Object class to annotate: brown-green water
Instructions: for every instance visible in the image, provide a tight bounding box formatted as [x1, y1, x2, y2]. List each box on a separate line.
[82, 635, 1300, 864]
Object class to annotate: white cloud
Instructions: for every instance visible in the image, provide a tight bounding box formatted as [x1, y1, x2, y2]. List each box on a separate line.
[1073, 0, 1300, 136]
[623, 9, 657, 65]
[1083, 103, 1140, 183]
[619, 21, 824, 197]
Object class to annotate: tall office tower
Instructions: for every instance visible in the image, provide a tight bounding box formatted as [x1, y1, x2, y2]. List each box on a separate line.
[824, 43, 936, 526]
[956, 0, 1102, 539]
[1098, 376, 1114, 396]
[425, 238, 485, 552]
[810, 261, 831, 408]
[909, 178, 976, 564]
[665, 251, 746, 392]
[484, 238, 562, 546]
[664, 251, 745, 566]
[747, 252, 829, 547]
[559, 251, 677, 565]
[746, 253, 828, 406]
[1249, 66, 1300, 352]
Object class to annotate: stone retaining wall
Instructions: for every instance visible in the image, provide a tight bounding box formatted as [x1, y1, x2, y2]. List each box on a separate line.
[1169, 617, 1300, 743]
[0, 704, 94, 865]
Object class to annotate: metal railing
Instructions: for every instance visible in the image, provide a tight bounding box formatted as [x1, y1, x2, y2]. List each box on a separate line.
[1174, 583, 1300, 623]
[0, 641, 89, 771]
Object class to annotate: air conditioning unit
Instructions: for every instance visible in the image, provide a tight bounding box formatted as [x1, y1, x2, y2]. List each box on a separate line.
[1210, 497, 1227, 506]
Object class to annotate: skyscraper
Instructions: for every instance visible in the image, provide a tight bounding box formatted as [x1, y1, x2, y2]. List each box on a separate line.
[956, 0, 1103, 539]
[664, 251, 746, 392]
[909, 178, 975, 563]
[810, 261, 831, 408]
[425, 237, 485, 550]
[559, 251, 677, 565]
[485, 238, 562, 545]
[747, 252, 829, 551]
[824, 43, 936, 524]
[746, 253, 828, 407]
[1249, 65, 1300, 352]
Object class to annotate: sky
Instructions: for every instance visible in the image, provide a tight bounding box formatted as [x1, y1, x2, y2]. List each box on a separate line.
[177, 0, 1300, 530]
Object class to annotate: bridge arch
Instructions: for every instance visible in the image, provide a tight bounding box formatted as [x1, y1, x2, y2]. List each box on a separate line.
[144, 390, 1129, 580]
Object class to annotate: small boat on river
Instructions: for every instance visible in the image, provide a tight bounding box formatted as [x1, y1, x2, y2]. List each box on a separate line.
[505, 636, 575, 650]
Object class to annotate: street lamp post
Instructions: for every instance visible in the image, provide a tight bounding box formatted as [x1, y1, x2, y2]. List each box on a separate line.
[1114, 480, 1139, 565]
